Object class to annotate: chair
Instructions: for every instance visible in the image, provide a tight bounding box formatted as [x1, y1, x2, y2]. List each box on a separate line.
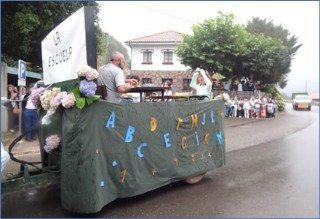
[96, 85, 107, 99]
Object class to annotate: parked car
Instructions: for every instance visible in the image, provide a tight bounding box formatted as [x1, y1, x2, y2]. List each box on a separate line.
[292, 94, 312, 110]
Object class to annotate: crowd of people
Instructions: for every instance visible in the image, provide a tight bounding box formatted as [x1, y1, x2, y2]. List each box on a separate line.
[6, 84, 20, 133]
[5, 82, 39, 141]
[222, 95, 278, 119]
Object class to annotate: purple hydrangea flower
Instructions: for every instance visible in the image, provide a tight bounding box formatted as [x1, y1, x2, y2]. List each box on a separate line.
[79, 79, 97, 97]
[29, 87, 46, 107]
[50, 91, 68, 110]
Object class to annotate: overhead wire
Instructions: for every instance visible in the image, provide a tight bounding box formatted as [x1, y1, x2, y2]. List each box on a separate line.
[131, 2, 196, 24]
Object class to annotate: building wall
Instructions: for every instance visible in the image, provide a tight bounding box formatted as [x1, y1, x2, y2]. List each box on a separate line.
[1, 63, 8, 132]
[131, 70, 193, 93]
[129, 43, 192, 92]
[130, 44, 189, 71]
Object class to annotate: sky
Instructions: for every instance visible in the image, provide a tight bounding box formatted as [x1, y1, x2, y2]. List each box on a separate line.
[97, 1, 319, 96]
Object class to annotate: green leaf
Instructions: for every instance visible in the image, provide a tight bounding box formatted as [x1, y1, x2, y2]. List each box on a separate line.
[86, 95, 101, 105]
[86, 97, 93, 105]
[91, 95, 101, 101]
[73, 86, 80, 94]
[76, 97, 86, 110]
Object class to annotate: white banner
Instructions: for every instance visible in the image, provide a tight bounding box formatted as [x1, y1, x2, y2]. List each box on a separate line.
[42, 7, 87, 85]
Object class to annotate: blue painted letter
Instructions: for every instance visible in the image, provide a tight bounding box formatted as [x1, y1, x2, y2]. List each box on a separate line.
[201, 112, 206, 125]
[125, 125, 135, 143]
[137, 143, 148, 158]
[106, 111, 115, 128]
[216, 132, 223, 145]
[163, 133, 172, 148]
[211, 110, 215, 123]
[195, 131, 200, 146]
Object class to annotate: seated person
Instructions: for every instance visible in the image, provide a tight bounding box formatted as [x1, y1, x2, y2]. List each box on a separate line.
[163, 80, 173, 96]
[122, 74, 141, 103]
[162, 80, 173, 101]
[97, 51, 138, 103]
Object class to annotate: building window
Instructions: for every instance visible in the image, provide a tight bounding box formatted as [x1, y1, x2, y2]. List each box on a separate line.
[162, 49, 173, 64]
[142, 78, 152, 85]
[182, 79, 191, 90]
[141, 49, 153, 64]
[161, 78, 173, 85]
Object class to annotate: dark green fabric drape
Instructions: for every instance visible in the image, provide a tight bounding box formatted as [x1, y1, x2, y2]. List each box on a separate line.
[58, 99, 225, 213]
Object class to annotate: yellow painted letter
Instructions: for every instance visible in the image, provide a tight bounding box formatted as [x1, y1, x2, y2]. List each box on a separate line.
[150, 117, 157, 132]
[191, 114, 198, 127]
[176, 118, 183, 131]
[204, 133, 209, 145]
[181, 136, 187, 150]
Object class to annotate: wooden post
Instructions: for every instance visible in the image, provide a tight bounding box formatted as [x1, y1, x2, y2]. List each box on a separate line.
[84, 6, 97, 69]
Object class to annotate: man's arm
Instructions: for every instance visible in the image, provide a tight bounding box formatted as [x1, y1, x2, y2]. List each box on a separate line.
[117, 79, 138, 93]
[125, 78, 138, 85]
[117, 85, 132, 93]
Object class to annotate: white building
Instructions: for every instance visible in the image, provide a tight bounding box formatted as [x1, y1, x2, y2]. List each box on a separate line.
[125, 30, 193, 92]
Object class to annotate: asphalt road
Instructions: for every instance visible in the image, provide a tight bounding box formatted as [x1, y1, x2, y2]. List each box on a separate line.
[1, 104, 319, 217]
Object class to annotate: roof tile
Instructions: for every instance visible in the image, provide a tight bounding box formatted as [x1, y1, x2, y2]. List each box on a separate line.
[125, 30, 183, 43]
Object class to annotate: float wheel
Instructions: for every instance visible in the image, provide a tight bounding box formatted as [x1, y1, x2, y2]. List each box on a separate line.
[184, 173, 206, 184]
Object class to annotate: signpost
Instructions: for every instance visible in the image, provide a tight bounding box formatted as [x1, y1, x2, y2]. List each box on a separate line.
[18, 59, 26, 86]
[18, 59, 26, 135]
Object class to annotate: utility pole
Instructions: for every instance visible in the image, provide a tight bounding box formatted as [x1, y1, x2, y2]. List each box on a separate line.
[305, 80, 308, 92]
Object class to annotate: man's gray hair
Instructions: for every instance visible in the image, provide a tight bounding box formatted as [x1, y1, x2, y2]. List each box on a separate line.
[110, 51, 124, 61]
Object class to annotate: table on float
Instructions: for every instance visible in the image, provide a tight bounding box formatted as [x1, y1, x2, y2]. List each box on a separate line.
[149, 95, 210, 102]
[128, 87, 166, 102]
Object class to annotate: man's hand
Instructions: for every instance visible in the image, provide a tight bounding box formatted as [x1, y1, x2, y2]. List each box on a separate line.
[126, 79, 139, 86]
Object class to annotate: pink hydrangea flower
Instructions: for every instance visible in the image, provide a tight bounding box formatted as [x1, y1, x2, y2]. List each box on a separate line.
[77, 65, 99, 81]
[43, 134, 60, 153]
[40, 88, 61, 110]
[61, 93, 76, 108]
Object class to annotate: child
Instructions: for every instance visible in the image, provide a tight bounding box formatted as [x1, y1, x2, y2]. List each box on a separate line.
[243, 97, 251, 119]
[189, 69, 212, 98]
[163, 80, 173, 96]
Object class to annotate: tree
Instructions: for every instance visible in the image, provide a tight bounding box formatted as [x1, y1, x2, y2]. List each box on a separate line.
[97, 30, 109, 68]
[241, 33, 288, 84]
[176, 12, 296, 89]
[104, 35, 130, 66]
[176, 12, 249, 78]
[246, 17, 302, 88]
[1, 1, 100, 71]
[97, 33, 130, 69]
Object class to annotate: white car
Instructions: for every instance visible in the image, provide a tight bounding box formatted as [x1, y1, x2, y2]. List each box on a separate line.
[292, 95, 312, 110]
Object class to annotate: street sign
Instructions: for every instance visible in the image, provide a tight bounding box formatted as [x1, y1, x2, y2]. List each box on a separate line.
[18, 59, 26, 86]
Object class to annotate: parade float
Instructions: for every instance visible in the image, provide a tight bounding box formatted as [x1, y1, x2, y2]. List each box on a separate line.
[2, 6, 226, 214]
